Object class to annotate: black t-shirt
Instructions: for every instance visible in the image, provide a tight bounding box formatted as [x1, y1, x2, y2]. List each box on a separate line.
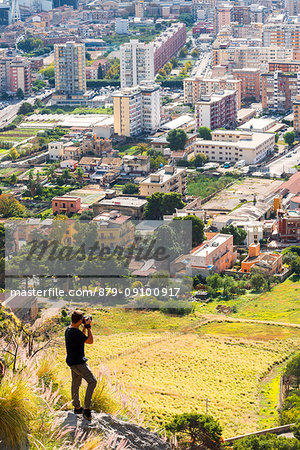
[65, 327, 88, 366]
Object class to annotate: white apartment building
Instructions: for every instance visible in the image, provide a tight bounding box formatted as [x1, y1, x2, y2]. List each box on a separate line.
[54, 41, 86, 96]
[115, 18, 129, 35]
[192, 129, 275, 165]
[139, 166, 187, 197]
[48, 141, 64, 161]
[113, 82, 161, 137]
[120, 40, 154, 88]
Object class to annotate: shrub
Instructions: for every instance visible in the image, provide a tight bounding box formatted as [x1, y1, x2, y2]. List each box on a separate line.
[160, 299, 194, 316]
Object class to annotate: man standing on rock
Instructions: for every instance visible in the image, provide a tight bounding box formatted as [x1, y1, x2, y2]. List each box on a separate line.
[65, 310, 97, 421]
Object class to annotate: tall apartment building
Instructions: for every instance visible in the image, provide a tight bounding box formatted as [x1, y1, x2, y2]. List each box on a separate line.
[113, 82, 161, 137]
[120, 40, 154, 89]
[261, 71, 300, 111]
[285, 0, 300, 16]
[120, 23, 186, 88]
[195, 90, 237, 130]
[9, 59, 31, 95]
[0, 57, 32, 95]
[232, 68, 261, 101]
[184, 76, 242, 108]
[269, 60, 300, 73]
[293, 94, 300, 134]
[215, 4, 233, 33]
[262, 24, 300, 50]
[54, 42, 86, 97]
[278, 210, 300, 243]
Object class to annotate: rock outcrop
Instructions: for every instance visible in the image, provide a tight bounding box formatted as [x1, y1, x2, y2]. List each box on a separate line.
[58, 411, 171, 449]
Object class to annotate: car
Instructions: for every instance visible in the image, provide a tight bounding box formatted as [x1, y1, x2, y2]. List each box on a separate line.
[286, 154, 292, 158]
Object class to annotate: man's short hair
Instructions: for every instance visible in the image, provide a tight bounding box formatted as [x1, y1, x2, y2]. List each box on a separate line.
[71, 310, 84, 324]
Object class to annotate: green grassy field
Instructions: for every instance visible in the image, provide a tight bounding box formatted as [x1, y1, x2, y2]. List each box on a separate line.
[0, 128, 41, 143]
[187, 174, 238, 198]
[54, 277, 300, 437]
[199, 277, 300, 324]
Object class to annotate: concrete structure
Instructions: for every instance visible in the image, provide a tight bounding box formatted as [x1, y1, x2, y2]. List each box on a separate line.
[113, 82, 161, 137]
[92, 211, 134, 252]
[93, 197, 147, 219]
[293, 94, 300, 134]
[123, 155, 150, 175]
[52, 196, 81, 214]
[115, 18, 129, 35]
[238, 118, 276, 133]
[184, 77, 242, 108]
[216, 4, 233, 33]
[240, 242, 283, 275]
[10, 58, 31, 95]
[190, 233, 236, 275]
[48, 141, 64, 161]
[278, 210, 300, 243]
[290, 196, 300, 210]
[192, 129, 275, 165]
[54, 42, 86, 98]
[261, 71, 300, 111]
[139, 166, 187, 197]
[263, 23, 300, 50]
[120, 23, 185, 88]
[233, 68, 261, 102]
[135, 0, 144, 18]
[269, 60, 300, 74]
[195, 90, 237, 130]
[286, 0, 300, 16]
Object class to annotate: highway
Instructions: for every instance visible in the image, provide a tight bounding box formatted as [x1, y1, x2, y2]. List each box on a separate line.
[267, 146, 300, 177]
[0, 90, 52, 128]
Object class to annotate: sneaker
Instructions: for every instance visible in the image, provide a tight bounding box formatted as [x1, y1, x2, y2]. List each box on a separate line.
[74, 407, 83, 414]
[83, 409, 92, 421]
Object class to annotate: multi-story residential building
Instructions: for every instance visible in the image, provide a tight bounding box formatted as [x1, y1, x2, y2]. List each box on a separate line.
[261, 71, 300, 111]
[192, 129, 275, 165]
[113, 82, 161, 137]
[93, 197, 147, 220]
[183, 76, 242, 108]
[135, 1, 144, 18]
[120, 23, 185, 88]
[232, 5, 250, 25]
[232, 68, 261, 101]
[86, 59, 110, 79]
[286, 0, 300, 16]
[139, 166, 187, 197]
[92, 211, 134, 252]
[215, 4, 233, 33]
[293, 94, 300, 134]
[123, 155, 150, 175]
[278, 210, 300, 243]
[240, 243, 283, 275]
[54, 41, 86, 97]
[81, 134, 113, 157]
[195, 90, 237, 130]
[115, 18, 129, 35]
[9, 58, 31, 95]
[120, 40, 154, 89]
[262, 23, 300, 50]
[188, 233, 237, 275]
[52, 196, 81, 215]
[48, 141, 64, 161]
[153, 22, 186, 74]
[268, 60, 300, 73]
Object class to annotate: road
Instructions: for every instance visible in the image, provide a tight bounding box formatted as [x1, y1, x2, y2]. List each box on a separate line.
[267, 146, 300, 177]
[0, 90, 52, 128]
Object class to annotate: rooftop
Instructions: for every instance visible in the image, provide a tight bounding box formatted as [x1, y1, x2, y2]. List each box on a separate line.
[191, 234, 231, 258]
[98, 197, 147, 207]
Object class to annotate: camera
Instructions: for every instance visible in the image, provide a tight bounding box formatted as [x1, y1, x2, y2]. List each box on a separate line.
[82, 315, 92, 328]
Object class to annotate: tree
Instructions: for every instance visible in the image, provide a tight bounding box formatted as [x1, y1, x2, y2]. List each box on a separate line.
[285, 353, 300, 389]
[178, 13, 194, 26]
[174, 215, 205, 247]
[144, 192, 184, 219]
[192, 153, 208, 167]
[170, 57, 178, 68]
[62, 168, 71, 184]
[220, 225, 247, 245]
[18, 102, 34, 115]
[284, 131, 295, 147]
[97, 63, 103, 79]
[16, 88, 24, 99]
[291, 256, 300, 275]
[191, 48, 200, 58]
[179, 46, 188, 58]
[123, 183, 139, 195]
[250, 272, 266, 291]
[275, 133, 279, 143]
[150, 155, 167, 171]
[232, 433, 300, 449]
[9, 148, 19, 161]
[165, 413, 224, 450]
[0, 194, 25, 218]
[9, 173, 17, 184]
[198, 126, 212, 140]
[75, 167, 84, 184]
[167, 128, 188, 151]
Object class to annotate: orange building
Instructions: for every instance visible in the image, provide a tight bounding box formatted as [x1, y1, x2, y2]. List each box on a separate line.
[240, 243, 283, 274]
[52, 196, 81, 215]
[233, 68, 261, 101]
